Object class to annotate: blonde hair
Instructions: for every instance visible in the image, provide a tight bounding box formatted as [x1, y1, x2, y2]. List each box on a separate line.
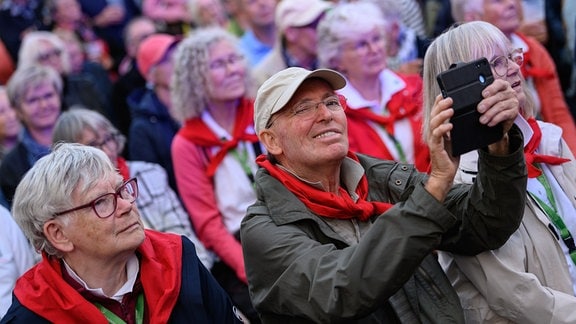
[18, 31, 71, 74]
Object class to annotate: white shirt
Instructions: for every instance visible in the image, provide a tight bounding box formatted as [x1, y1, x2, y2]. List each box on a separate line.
[0, 206, 36, 318]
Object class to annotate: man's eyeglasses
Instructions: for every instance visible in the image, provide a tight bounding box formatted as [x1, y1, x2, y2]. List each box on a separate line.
[54, 178, 139, 219]
[490, 48, 524, 77]
[266, 95, 346, 128]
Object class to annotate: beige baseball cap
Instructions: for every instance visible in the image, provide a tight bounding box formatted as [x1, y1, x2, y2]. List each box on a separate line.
[276, 0, 333, 32]
[254, 67, 346, 135]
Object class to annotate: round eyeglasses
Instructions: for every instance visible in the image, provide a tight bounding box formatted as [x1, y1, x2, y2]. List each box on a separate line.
[54, 178, 138, 219]
[490, 48, 524, 77]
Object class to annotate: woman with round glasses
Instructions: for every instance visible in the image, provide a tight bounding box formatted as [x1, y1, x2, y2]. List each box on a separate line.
[52, 108, 215, 270]
[317, 1, 430, 172]
[450, 0, 576, 156]
[1, 143, 243, 323]
[423, 21, 576, 323]
[490, 47, 524, 77]
[170, 27, 263, 323]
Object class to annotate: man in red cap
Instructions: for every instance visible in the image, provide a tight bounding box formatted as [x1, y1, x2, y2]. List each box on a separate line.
[127, 33, 181, 193]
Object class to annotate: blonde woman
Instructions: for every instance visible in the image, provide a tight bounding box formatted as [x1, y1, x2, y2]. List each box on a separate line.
[423, 21, 576, 323]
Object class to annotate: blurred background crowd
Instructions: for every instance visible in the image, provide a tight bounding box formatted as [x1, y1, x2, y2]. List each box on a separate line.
[1, 0, 575, 322]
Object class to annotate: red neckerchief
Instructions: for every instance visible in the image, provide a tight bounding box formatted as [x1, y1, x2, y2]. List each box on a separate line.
[343, 76, 429, 172]
[62, 264, 144, 324]
[256, 152, 393, 221]
[117, 157, 130, 180]
[515, 33, 555, 80]
[343, 78, 422, 135]
[178, 98, 259, 177]
[524, 117, 570, 178]
[13, 231, 181, 323]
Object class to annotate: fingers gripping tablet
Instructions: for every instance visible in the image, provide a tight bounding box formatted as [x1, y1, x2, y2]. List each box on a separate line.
[436, 57, 503, 156]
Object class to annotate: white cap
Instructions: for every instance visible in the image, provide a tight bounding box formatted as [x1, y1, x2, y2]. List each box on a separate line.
[254, 67, 346, 135]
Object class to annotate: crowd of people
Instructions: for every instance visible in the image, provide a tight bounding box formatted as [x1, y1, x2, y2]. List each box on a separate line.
[1, 0, 576, 323]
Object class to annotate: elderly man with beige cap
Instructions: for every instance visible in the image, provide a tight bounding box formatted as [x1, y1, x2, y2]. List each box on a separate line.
[249, 0, 332, 97]
[240, 66, 527, 322]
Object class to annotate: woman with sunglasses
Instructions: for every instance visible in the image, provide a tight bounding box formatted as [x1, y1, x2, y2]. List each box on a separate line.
[424, 21, 576, 323]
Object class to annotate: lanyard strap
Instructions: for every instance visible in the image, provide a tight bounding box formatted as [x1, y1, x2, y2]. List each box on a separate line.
[230, 145, 255, 183]
[378, 125, 407, 163]
[94, 293, 144, 324]
[528, 171, 576, 265]
[388, 132, 407, 164]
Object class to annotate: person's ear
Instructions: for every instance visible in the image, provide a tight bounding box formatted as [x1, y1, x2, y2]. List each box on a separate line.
[259, 129, 283, 155]
[43, 219, 74, 253]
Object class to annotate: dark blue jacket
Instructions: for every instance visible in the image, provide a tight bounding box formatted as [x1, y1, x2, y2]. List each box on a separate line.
[1, 234, 242, 323]
[127, 88, 180, 193]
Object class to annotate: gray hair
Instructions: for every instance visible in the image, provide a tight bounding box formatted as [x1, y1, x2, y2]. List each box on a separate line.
[6, 65, 63, 109]
[171, 26, 246, 122]
[18, 31, 71, 74]
[52, 108, 127, 154]
[317, 1, 387, 70]
[422, 21, 511, 140]
[12, 143, 117, 257]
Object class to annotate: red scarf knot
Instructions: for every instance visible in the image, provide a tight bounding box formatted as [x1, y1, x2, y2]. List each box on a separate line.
[524, 117, 570, 178]
[256, 152, 393, 221]
[179, 98, 259, 177]
[116, 157, 131, 180]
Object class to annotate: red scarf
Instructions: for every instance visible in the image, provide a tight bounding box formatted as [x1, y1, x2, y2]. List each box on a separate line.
[116, 157, 130, 180]
[14, 231, 181, 323]
[344, 97, 429, 172]
[516, 33, 555, 80]
[178, 98, 259, 177]
[256, 152, 393, 221]
[343, 78, 422, 135]
[524, 117, 570, 178]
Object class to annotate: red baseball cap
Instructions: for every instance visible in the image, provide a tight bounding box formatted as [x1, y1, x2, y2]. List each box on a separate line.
[136, 33, 179, 77]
